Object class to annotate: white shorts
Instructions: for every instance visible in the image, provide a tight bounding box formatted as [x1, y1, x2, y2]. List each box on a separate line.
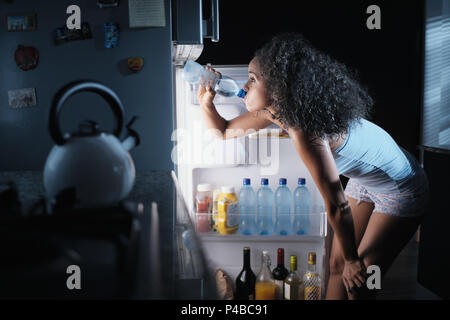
[344, 171, 430, 218]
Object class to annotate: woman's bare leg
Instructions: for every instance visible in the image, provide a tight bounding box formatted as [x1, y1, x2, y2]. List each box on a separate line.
[347, 212, 422, 300]
[325, 197, 374, 300]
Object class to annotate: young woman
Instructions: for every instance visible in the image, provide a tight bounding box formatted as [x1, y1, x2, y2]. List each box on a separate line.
[197, 33, 429, 300]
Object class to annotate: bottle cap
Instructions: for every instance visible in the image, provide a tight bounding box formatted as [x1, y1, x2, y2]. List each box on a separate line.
[237, 89, 247, 98]
[221, 186, 235, 194]
[279, 178, 287, 185]
[277, 248, 284, 260]
[197, 184, 212, 192]
[262, 250, 269, 256]
[308, 252, 316, 265]
[298, 178, 306, 185]
[290, 255, 298, 270]
[243, 178, 251, 186]
[243, 246, 250, 251]
[261, 178, 269, 186]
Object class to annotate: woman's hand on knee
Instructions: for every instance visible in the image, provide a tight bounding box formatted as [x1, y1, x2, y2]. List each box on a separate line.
[342, 258, 368, 294]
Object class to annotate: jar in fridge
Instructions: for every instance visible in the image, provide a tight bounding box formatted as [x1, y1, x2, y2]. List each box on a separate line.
[196, 183, 212, 233]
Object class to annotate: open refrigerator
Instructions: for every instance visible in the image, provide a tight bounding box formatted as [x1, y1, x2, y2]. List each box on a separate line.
[172, 62, 332, 300]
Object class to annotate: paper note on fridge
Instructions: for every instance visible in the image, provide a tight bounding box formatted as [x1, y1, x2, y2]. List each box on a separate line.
[129, 0, 166, 28]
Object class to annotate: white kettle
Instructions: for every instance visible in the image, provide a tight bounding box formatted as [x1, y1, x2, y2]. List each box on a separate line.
[43, 80, 140, 208]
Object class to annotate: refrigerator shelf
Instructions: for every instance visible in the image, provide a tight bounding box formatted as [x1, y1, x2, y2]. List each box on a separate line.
[198, 234, 326, 242]
[193, 210, 327, 238]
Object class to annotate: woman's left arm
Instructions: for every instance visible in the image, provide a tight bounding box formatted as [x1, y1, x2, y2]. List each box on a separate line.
[288, 128, 367, 291]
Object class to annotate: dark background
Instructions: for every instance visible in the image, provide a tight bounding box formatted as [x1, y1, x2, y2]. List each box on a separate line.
[199, 0, 425, 159]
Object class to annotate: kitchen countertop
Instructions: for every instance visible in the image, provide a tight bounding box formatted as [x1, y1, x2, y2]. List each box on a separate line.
[0, 170, 175, 299]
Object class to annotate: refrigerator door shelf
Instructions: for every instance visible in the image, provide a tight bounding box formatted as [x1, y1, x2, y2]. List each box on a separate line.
[201, 238, 327, 299]
[193, 207, 328, 239]
[199, 234, 327, 243]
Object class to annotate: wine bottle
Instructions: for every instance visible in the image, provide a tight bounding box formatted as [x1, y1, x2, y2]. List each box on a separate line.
[284, 255, 303, 300]
[272, 248, 289, 300]
[235, 247, 256, 300]
[303, 252, 322, 300]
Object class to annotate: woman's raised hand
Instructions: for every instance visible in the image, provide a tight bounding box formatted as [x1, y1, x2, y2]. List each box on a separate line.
[198, 66, 221, 106]
[198, 85, 216, 106]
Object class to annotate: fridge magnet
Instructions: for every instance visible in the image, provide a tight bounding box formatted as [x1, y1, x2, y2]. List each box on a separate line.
[97, 0, 119, 8]
[14, 45, 39, 71]
[104, 22, 119, 48]
[53, 22, 93, 45]
[8, 88, 37, 109]
[6, 14, 37, 31]
[127, 57, 144, 73]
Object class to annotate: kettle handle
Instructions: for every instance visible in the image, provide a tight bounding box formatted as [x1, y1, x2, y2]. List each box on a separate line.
[49, 80, 124, 145]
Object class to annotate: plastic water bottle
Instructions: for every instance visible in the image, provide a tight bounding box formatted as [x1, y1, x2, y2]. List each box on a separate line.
[256, 178, 274, 236]
[238, 178, 257, 236]
[293, 178, 311, 235]
[275, 178, 292, 236]
[183, 60, 247, 98]
[215, 75, 246, 98]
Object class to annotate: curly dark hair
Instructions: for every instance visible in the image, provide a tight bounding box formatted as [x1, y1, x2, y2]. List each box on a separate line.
[254, 32, 374, 139]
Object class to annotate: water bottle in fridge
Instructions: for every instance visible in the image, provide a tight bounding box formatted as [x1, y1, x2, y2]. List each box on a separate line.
[256, 178, 274, 236]
[183, 60, 247, 98]
[238, 178, 257, 235]
[293, 178, 311, 235]
[275, 178, 292, 236]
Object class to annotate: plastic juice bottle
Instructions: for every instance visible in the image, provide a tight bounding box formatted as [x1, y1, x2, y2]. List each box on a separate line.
[217, 186, 239, 235]
[196, 184, 212, 233]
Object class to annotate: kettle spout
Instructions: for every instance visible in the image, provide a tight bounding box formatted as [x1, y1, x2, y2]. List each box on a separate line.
[122, 116, 140, 152]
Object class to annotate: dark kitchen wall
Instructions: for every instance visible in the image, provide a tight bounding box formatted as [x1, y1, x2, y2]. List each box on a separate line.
[199, 0, 425, 158]
[0, 0, 174, 172]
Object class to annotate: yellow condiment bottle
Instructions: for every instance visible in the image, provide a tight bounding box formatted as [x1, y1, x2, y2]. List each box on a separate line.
[217, 186, 239, 235]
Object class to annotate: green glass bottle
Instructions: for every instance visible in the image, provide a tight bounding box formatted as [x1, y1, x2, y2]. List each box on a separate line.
[284, 255, 303, 300]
